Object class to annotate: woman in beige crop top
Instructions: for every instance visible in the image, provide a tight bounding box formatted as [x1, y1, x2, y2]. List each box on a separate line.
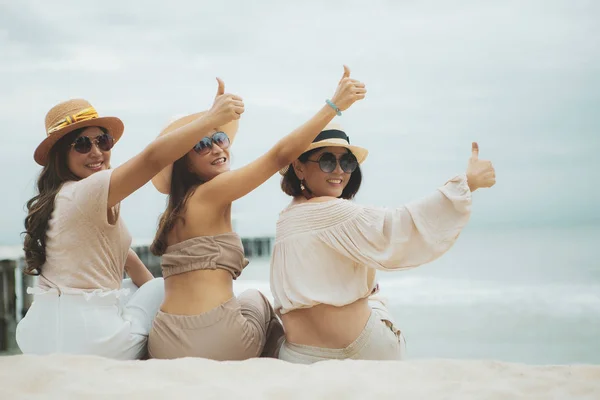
[146, 68, 367, 361]
[271, 126, 497, 363]
[17, 91, 243, 359]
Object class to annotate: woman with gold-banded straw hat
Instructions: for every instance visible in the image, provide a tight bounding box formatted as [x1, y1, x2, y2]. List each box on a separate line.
[146, 66, 366, 361]
[270, 122, 497, 363]
[17, 87, 244, 359]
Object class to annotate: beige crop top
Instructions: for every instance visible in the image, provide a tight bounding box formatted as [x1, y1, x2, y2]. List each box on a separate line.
[160, 232, 249, 279]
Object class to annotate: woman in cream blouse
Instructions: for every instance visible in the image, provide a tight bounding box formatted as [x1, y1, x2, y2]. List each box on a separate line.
[271, 126, 496, 363]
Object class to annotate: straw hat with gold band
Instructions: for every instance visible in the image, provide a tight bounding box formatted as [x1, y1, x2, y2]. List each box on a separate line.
[279, 122, 368, 175]
[151, 111, 240, 195]
[34, 99, 124, 166]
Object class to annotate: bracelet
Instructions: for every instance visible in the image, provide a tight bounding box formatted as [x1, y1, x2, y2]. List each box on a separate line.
[325, 99, 342, 116]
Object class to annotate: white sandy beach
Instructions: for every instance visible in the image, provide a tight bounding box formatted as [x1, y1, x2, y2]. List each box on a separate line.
[1, 355, 599, 399]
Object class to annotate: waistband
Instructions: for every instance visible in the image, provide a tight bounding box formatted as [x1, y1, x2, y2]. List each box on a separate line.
[27, 286, 131, 304]
[283, 311, 379, 359]
[154, 296, 240, 329]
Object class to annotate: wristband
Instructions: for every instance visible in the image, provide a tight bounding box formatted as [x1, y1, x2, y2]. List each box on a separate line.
[325, 99, 342, 116]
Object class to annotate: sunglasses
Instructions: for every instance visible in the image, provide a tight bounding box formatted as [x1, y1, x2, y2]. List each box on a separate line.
[306, 152, 358, 174]
[193, 131, 230, 155]
[71, 133, 115, 154]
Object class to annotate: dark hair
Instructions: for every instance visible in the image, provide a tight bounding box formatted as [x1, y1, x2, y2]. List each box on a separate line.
[150, 156, 204, 256]
[22, 129, 84, 275]
[280, 148, 362, 199]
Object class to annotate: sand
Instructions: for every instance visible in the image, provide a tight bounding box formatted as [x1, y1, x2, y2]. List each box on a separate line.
[1, 355, 599, 399]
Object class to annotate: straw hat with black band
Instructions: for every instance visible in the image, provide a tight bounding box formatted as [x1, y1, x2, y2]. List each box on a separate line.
[279, 122, 368, 175]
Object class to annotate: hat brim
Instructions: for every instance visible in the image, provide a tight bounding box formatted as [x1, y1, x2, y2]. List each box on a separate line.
[151, 112, 240, 195]
[34, 116, 124, 166]
[278, 139, 368, 176]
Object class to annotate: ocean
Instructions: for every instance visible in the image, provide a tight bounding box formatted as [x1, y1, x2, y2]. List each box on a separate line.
[2, 226, 598, 364]
[234, 226, 600, 365]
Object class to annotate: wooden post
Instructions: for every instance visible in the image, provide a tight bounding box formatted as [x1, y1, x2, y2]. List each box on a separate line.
[0, 261, 6, 351]
[21, 264, 34, 319]
[241, 239, 251, 258]
[0, 259, 17, 352]
[131, 246, 163, 278]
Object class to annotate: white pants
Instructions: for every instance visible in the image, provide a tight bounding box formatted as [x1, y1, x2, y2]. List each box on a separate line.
[16, 278, 165, 360]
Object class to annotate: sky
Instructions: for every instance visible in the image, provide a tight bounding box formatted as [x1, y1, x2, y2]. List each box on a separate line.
[0, 0, 599, 245]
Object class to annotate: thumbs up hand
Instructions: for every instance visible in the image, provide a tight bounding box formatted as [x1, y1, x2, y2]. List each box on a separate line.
[330, 65, 367, 112]
[206, 77, 245, 128]
[215, 77, 226, 98]
[466, 142, 496, 192]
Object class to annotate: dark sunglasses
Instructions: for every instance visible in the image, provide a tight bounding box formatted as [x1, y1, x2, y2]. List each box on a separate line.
[193, 131, 230, 155]
[306, 152, 358, 174]
[71, 133, 114, 154]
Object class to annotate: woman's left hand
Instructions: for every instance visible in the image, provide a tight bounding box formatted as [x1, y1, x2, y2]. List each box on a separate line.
[466, 142, 496, 192]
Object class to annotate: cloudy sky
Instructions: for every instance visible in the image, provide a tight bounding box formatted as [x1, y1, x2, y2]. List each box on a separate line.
[0, 0, 598, 245]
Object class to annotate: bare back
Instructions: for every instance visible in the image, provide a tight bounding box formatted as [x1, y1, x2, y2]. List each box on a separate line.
[161, 189, 235, 315]
[281, 298, 372, 348]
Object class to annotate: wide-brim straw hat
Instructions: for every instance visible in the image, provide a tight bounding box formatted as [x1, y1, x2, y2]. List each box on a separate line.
[34, 98, 124, 166]
[151, 112, 239, 194]
[279, 122, 368, 175]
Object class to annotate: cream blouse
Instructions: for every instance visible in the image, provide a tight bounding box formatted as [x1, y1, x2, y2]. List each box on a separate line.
[269, 174, 472, 315]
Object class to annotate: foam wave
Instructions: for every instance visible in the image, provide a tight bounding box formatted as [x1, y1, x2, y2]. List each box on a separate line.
[233, 277, 600, 315]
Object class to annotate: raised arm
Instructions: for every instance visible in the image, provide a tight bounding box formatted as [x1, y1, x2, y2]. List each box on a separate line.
[106, 78, 243, 208]
[317, 143, 496, 271]
[197, 66, 367, 205]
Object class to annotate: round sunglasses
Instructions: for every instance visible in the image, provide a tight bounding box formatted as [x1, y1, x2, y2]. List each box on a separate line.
[71, 133, 115, 154]
[306, 152, 358, 174]
[193, 131, 230, 155]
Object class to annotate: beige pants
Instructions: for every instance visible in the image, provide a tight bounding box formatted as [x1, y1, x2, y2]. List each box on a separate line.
[279, 302, 406, 364]
[148, 289, 284, 361]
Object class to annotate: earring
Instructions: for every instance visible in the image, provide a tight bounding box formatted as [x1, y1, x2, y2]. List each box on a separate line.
[300, 179, 313, 200]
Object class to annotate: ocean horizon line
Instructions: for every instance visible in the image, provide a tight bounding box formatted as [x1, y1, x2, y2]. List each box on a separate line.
[2, 221, 600, 247]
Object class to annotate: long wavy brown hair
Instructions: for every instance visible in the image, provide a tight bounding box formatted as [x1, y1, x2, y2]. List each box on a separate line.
[150, 156, 203, 256]
[22, 130, 83, 275]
